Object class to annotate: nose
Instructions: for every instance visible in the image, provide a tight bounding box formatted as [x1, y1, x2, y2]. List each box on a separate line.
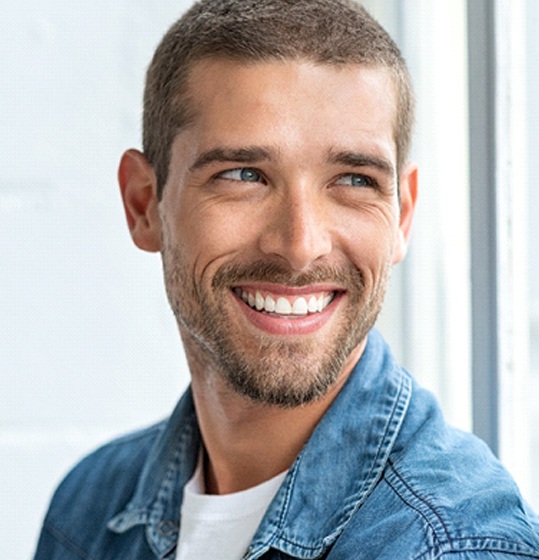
[258, 186, 332, 272]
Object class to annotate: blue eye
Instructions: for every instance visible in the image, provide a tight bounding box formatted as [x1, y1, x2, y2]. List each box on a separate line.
[218, 168, 264, 182]
[335, 174, 373, 187]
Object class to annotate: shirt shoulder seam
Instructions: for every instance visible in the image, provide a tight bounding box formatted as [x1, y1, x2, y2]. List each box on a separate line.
[386, 463, 539, 558]
[385, 458, 451, 544]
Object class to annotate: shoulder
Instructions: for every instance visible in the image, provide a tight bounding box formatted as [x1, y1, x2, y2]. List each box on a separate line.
[50, 422, 165, 514]
[35, 422, 165, 558]
[382, 392, 539, 558]
[329, 380, 539, 559]
[336, 429, 539, 558]
[382, 439, 539, 557]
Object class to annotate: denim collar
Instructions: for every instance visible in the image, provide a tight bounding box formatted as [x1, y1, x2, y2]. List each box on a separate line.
[108, 330, 412, 559]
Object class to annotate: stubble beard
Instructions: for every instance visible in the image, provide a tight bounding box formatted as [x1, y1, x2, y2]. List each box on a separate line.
[161, 243, 390, 408]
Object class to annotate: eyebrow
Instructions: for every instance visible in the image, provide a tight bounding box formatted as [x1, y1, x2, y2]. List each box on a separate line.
[189, 145, 396, 178]
[328, 150, 395, 178]
[189, 146, 274, 172]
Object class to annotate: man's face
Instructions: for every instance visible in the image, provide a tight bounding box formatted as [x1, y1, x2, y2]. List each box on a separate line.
[157, 59, 416, 407]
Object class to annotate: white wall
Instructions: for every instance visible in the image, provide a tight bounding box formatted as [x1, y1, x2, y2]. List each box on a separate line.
[525, 0, 539, 510]
[1, 2, 192, 558]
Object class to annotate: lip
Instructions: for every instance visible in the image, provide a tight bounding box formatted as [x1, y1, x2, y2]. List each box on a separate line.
[231, 286, 343, 336]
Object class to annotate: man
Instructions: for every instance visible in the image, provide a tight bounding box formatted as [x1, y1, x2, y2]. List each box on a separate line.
[34, 0, 539, 558]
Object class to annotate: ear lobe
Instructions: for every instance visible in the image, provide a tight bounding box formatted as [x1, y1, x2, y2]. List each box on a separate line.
[118, 149, 161, 252]
[392, 163, 418, 264]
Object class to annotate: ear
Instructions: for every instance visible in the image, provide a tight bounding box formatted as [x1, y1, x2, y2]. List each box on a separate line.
[392, 162, 418, 264]
[118, 149, 161, 252]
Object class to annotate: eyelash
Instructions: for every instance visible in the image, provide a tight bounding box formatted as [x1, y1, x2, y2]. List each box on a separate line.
[215, 167, 377, 189]
[334, 173, 376, 188]
[216, 167, 265, 183]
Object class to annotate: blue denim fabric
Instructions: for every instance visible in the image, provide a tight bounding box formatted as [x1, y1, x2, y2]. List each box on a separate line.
[34, 330, 539, 559]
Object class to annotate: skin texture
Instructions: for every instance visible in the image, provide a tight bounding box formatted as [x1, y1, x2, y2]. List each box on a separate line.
[119, 59, 417, 494]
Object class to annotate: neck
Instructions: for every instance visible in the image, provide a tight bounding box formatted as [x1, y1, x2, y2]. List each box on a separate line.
[182, 332, 364, 495]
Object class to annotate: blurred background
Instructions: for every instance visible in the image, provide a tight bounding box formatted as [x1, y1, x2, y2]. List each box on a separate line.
[1, 1, 538, 557]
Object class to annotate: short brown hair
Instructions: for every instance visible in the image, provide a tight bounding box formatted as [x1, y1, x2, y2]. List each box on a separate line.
[143, 0, 415, 199]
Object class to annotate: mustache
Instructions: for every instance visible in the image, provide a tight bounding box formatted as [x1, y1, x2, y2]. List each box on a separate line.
[212, 260, 363, 290]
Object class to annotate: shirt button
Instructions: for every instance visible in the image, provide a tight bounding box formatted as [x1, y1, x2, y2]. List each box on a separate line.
[157, 519, 175, 536]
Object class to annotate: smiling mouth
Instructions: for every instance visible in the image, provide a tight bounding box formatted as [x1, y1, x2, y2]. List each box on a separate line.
[233, 287, 336, 317]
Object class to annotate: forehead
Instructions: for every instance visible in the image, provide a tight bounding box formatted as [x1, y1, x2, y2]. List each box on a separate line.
[181, 58, 398, 161]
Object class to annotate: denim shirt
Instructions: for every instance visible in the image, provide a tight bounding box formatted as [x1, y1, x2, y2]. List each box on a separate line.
[34, 330, 539, 559]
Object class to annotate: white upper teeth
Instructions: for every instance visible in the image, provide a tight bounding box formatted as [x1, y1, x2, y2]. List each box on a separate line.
[308, 296, 319, 313]
[238, 289, 334, 315]
[292, 297, 308, 315]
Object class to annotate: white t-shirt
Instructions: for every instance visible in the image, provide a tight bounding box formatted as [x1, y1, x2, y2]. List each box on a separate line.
[176, 456, 287, 560]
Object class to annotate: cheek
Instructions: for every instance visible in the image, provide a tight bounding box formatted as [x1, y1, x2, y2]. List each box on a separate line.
[335, 207, 399, 265]
[179, 205, 261, 278]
